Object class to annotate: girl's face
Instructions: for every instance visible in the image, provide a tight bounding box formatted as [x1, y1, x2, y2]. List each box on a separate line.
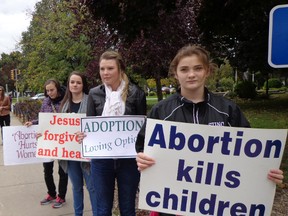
[99, 59, 121, 91]
[175, 54, 209, 94]
[69, 75, 83, 95]
[45, 83, 58, 99]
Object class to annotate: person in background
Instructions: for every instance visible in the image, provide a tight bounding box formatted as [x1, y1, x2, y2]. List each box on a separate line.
[25, 79, 68, 208]
[59, 71, 97, 216]
[0, 86, 11, 145]
[135, 45, 284, 216]
[78, 50, 147, 216]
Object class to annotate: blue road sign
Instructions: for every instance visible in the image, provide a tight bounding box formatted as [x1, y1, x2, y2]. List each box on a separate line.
[268, 4, 288, 68]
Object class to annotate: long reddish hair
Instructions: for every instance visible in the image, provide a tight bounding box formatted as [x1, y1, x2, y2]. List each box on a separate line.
[0, 86, 5, 100]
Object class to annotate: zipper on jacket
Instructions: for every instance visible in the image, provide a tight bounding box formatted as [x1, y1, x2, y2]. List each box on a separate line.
[192, 104, 200, 124]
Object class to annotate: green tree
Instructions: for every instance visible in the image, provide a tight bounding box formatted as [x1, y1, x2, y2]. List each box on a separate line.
[20, 0, 92, 92]
[198, 0, 288, 95]
[208, 59, 235, 91]
[0, 52, 22, 93]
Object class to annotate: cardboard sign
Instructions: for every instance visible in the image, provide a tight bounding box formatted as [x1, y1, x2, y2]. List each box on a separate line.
[37, 113, 87, 161]
[81, 115, 145, 158]
[3, 125, 51, 165]
[138, 119, 287, 215]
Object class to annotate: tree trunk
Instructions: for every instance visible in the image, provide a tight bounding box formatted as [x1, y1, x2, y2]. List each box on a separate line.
[155, 75, 163, 102]
[265, 75, 269, 96]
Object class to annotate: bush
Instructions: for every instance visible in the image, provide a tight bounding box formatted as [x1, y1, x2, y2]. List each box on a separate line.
[263, 78, 283, 89]
[148, 91, 156, 96]
[234, 81, 257, 99]
[162, 87, 170, 95]
[279, 86, 287, 92]
[220, 77, 234, 91]
[14, 99, 42, 122]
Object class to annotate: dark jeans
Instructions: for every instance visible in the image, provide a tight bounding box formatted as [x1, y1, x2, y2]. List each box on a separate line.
[91, 158, 140, 216]
[0, 114, 10, 140]
[43, 161, 68, 199]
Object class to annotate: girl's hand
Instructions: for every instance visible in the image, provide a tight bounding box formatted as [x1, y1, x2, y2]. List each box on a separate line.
[136, 152, 156, 171]
[268, 169, 284, 184]
[75, 131, 86, 143]
[36, 133, 42, 140]
[24, 121, 33, 127]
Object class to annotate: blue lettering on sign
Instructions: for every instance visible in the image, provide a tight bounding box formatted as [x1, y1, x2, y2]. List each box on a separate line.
[145, 188, 266, 215]
[147, 124, 282, 159]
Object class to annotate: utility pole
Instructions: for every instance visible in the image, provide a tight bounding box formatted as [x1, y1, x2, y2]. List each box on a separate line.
[5, 84, 8, 94]
[15, 69, 19, 102]
[11, 69, 20, 102]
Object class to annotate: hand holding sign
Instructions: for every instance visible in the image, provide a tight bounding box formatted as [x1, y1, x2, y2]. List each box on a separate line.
[136, 152, 155, 171]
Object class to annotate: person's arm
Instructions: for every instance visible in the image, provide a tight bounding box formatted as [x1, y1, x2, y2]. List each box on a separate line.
[231, 105, 251, 127]
[135, 120, 146, 153]
[86, 90, 97, 116]
[268, 169, 284, 184]
[0, 96, 11, 112]
[135, 104, 162, 171]
[3, 96, 11, 110]
[136, 152, 155, 171]
[76, 90, 96, 143]
[136, 88, 147, 115]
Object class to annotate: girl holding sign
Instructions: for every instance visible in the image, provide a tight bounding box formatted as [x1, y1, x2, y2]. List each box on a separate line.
[59, 71, 97, 216]
[25, 79, 68, 208]
[78, 50, 147, 216]
[135, 45, 284, 216]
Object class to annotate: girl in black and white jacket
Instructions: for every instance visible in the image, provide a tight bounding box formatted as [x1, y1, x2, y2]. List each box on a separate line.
[135, 45, 284, 211]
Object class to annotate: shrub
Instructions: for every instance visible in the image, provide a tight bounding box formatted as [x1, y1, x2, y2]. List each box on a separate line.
[220, 77, 234, 91]
[234, 81, 257, 99]
[162, 87, 170, 95]
[263, 78, 283, 89]
[14, 99, 42, 122]
[148, 91, 156, 96]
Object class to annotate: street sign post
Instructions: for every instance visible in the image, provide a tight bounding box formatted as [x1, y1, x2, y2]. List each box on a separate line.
[268, 4, 288, 68]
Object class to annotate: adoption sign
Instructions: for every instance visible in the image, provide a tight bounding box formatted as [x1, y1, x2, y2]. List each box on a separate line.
[138, 119, 287, 216]
[3, 125, 51, 165]
[81, 115, 145, 158]
[37, 113, 86, 161]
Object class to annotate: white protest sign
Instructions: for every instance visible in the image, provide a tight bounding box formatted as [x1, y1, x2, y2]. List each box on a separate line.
[37, 113, 87, 161]
[138, 119, 287, 216]
[3, 125, 51, 165]
[81, 115, 145, 158]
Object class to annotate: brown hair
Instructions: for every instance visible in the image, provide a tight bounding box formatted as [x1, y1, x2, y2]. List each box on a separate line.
[169, 45, 217, 76]
[0, 86, 5, 99]
[99, 50, 129, 102]
[60, 71, 88, 112]
[43, 79, 62, 97]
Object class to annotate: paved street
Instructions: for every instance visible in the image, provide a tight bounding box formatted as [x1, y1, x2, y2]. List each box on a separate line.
[0, 113, 93, 216]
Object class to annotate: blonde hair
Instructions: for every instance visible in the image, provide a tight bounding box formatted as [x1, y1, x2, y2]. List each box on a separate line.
[99, 50, 129, 101]
[169, 45, 217, 76]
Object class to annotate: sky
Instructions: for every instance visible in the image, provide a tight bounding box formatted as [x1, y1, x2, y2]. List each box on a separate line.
[0, 0, 41, 54]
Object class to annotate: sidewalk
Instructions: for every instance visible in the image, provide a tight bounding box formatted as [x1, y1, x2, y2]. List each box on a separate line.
[0, 113, 93, 216]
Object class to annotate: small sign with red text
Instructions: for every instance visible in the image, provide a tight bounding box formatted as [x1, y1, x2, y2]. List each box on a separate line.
[37, 113, 87, 161]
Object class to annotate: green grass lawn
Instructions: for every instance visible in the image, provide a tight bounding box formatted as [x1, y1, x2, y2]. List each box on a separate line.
[235, 93, 288, 129]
